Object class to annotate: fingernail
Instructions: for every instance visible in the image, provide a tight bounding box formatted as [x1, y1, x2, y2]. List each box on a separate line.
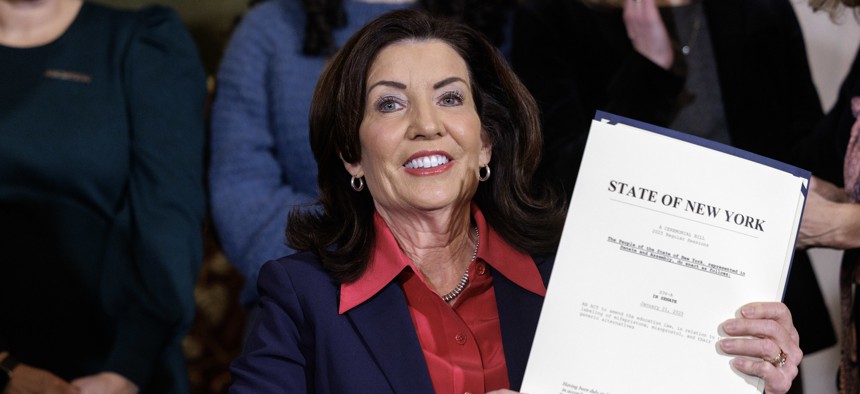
[719, 339, 734, 351]
[741, 306, 753, 317]
[723, 320, 736, 332]
[731, 358, 745, 369]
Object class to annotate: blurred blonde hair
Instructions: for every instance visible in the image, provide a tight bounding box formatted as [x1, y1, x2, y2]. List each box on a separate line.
[808, 0, 860, 19]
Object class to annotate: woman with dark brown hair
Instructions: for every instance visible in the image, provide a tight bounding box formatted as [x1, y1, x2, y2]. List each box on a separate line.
[210, 0, 518, 316]
[229, 9, 803, 393]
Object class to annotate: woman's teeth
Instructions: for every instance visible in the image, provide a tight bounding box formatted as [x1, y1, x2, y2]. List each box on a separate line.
[404, 155, 449, 169]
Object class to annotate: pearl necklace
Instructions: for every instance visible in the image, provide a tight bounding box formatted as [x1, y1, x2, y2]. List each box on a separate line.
[441, 226, 480, 303]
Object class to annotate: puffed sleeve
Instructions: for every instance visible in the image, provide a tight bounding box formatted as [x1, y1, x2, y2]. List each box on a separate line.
[209, 3, 314, 305]
[102, 6, 206, 386]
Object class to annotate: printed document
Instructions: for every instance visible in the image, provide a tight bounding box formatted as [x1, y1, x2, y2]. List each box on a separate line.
[521, 113, 808, 394]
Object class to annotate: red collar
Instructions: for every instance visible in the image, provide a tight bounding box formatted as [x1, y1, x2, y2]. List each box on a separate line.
[339, 204, 545, 314]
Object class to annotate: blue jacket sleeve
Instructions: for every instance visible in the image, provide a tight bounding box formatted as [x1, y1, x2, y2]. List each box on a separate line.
[209, 5, 315, 305]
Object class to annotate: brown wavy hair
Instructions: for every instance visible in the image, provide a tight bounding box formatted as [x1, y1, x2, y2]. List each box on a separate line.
[287, 9, 565, 283]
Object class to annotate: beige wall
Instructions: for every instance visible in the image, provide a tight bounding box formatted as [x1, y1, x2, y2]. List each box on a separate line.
[90, 0, 250, 75]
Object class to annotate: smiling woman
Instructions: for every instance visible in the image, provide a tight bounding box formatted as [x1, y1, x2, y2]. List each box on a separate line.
[229, 9, 806, 394]
[291, 9, 565, 286]
[345, 40, 489, 224]
[231, 10, 566, 393]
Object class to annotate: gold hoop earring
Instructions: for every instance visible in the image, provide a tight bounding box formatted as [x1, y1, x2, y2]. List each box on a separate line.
[350, 176, 365, 192]
[478, 165, 491, 182]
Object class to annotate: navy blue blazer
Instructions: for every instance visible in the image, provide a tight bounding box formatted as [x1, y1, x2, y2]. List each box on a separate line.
[230, 250, 555, 393]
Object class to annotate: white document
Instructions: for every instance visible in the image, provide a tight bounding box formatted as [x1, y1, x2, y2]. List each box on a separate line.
[521, 113, 808, 394]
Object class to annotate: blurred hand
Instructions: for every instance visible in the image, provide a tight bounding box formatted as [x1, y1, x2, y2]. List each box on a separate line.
[622, 0, 674, 70]
[5, 364, 78, 394]
[70, 373, 137, 394]
[797, 176, 860, 249]
[719, 302, 801, 394]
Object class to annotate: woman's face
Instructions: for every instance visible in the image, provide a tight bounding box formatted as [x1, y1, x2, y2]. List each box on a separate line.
[344, 39, 491, 215]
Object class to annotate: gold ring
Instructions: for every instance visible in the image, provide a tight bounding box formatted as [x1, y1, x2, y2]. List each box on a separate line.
[768, 349, 788, 368]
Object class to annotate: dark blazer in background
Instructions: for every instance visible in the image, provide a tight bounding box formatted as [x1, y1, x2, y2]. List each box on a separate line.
[793, 45, 860, 184]
[511, 0, 835, 354]
[792, 44, 860, 356]
[512, 0, 822, 190]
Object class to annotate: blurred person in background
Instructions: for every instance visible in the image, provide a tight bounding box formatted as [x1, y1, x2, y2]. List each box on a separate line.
[0, 0, 206, 392]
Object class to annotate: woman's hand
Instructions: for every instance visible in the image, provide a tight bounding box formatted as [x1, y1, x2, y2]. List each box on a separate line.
[719, 302, 801, 394]
[5, 364, 78, 394]
[622, 0, 674, 70]
[798, 176, 860, 249]
[70, 373, 138, 394]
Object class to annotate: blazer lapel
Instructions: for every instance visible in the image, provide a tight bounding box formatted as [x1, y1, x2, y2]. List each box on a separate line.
[494, 255, 553, 391]
[345, 282, 434, 394]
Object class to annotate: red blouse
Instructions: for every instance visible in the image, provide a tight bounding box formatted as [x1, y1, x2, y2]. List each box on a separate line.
[340, 205, 546, 393]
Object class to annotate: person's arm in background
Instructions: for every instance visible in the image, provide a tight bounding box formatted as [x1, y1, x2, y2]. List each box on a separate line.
[73, 6, 206, 393]
[511, 0, 683, 195]
[209, 4, 315, 306]
[608, 0, 686, 121]
[798, 175, 860, 249]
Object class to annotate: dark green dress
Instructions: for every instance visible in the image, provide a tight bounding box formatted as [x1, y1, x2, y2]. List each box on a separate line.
[0, 2, 206, 392]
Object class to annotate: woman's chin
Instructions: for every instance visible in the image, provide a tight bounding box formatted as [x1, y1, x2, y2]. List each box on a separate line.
[385, 193, 473, 214]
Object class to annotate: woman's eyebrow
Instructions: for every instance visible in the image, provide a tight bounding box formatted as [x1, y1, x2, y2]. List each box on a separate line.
[367, 80, 407, 93]
[433, 76, 466, 89]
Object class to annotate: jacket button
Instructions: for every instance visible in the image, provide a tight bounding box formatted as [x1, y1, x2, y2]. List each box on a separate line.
[455, 333, 467, 345]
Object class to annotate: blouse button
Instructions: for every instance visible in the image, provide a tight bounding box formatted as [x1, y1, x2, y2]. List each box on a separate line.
[476, 263, 486, 276]
[455, 333, 467, 345]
